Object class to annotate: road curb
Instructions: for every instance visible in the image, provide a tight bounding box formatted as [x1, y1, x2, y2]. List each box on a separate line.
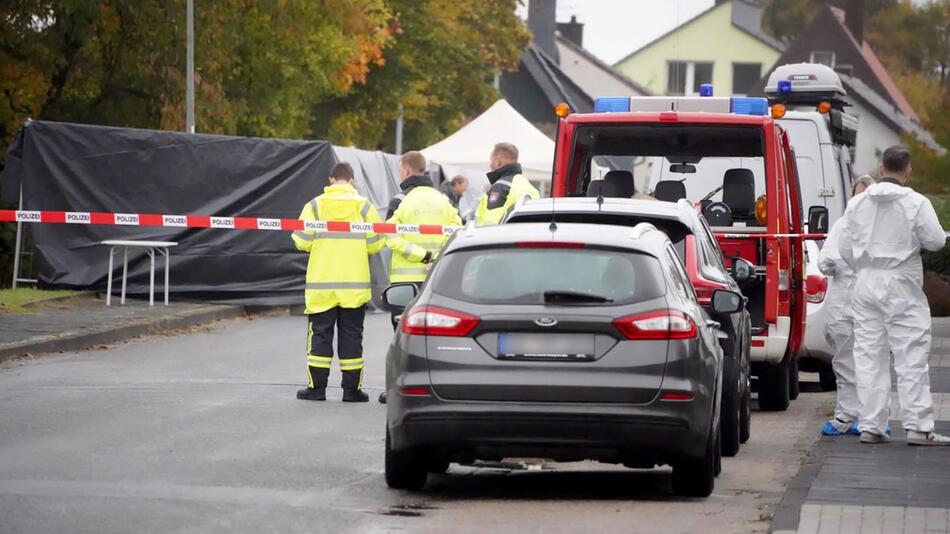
[769, 405, 835, 533]
[0, 305, 275, 364]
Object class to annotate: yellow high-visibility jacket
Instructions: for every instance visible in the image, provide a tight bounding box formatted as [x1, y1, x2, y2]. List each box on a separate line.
[387, 186, 462, 283]
[475, 173, 540, 226]
[291, 183, 384, 314]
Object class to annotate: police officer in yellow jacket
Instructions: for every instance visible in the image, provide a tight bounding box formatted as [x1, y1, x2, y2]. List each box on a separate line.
[292, 162, 384, 402]
[378, 151, 460, 405]
[475, 142, 541, 225]
[386, 151, 461, 284]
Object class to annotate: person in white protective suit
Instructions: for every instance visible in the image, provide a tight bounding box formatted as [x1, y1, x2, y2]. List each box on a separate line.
[838, 146, 950, 446]
[818, 176, 876, 436]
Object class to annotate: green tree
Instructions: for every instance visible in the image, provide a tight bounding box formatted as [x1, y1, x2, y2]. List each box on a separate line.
[311, 0, 530, 151]
[761, 0, 897, 44]
[0, 0, 394, 148]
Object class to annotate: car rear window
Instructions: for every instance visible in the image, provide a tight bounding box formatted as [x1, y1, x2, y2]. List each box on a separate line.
[431, 247, 666, 305]
[505, 212, 689, 261]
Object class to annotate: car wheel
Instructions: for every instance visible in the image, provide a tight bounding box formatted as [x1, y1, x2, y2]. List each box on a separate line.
[721, 360, 741, 457]
[672, 429, 716, 497]
[757, 356, 790, 411]
[427, 457, 450, 474]
[385, 428, 427, 490]
[739, 388, 752, 444]
[788, 359, 800, 400]
[714, 427, 722, 477]
[819, 363, 837, 392]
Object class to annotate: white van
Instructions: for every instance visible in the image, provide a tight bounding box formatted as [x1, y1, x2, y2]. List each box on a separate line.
[766, 63, 859, 390]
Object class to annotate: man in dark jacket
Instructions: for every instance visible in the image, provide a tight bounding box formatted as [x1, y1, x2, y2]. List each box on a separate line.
[438, 175, 469, 210]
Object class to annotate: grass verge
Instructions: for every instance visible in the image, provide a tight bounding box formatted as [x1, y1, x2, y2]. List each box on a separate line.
[0, 288, 78, 314]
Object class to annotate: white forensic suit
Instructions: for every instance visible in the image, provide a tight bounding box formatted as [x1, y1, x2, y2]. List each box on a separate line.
[818, 218, 861, 425]
[838, 180, 947, 436]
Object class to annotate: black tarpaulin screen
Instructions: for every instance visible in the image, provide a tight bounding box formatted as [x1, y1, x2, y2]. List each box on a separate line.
[3, 120, 343, 305]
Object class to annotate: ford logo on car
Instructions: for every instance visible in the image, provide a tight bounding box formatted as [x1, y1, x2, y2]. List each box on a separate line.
[534, 317, 558, 327]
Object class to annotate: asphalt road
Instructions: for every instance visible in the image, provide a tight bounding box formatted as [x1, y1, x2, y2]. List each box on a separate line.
[0, 313, 832, 534]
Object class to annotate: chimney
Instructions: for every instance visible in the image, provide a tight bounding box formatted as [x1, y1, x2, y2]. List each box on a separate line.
[528, 0, 559, 63]
[557, 15, 584, 48]
[844, 0, 865, 44]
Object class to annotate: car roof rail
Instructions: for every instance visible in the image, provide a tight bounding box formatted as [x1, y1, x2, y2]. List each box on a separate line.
[630, 222, 659, 240]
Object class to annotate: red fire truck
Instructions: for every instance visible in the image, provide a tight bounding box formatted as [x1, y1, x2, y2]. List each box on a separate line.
[549, 93, 808, 410]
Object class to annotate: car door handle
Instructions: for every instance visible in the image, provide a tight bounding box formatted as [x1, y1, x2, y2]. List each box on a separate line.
[705, 320, 721, 329]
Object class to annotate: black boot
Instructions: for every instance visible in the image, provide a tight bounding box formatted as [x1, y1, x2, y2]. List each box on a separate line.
[298, 365, 329, 401]
[297, 387, 326, 401]
[340, 367, 367, 402]
[378, 392, 387, 404]
[343, 389, 370, 402]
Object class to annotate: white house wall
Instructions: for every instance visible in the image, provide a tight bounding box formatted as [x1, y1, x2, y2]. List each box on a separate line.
[848, 99, 902, 176]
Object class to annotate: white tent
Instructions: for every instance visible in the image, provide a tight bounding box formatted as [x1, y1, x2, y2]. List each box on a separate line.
[423, 99, 555, 206]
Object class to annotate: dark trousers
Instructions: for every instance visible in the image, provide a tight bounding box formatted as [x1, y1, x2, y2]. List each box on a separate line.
[307, 305, 366, 391]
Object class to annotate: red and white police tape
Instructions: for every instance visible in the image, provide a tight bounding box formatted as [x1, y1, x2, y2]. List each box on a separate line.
[0, 210, 841, 239]
[0, 209, 460, 235]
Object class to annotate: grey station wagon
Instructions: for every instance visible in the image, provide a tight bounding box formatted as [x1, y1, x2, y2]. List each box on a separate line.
[381, 222, 743, 497]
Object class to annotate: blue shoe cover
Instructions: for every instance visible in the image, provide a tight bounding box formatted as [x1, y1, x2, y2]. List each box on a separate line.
[822, 419, 853, 436]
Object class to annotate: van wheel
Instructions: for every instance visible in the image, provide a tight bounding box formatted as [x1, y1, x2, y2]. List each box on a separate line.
[721, 360, 741, 457]
[819, 363, 837, 392]
[788, 359, 800, 400]
[758, 357, 790, 411]
[385, 428, 427, 490]
[672, 430, 716, 497]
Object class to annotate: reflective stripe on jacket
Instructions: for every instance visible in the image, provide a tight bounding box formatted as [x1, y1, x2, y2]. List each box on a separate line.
[387, 186, 462, 283]
[292, 183, 384, 314]
[475, 173, 540, 226]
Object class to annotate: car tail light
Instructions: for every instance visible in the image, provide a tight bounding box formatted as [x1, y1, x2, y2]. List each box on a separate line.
[661, 391, 694, 401]
[693, 279, 728, 306]
[805, 274, 828, 303]
[400, 305, 479, 337]
[400, 386, 431, 397]
[613, 310, 698, 340]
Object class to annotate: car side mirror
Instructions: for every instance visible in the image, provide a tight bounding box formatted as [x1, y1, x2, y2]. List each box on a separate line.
[382, 283, 419, 313]
[731, 257, 755, 283]
[711, 289, 744, 314]
[808, 205, 829, 234]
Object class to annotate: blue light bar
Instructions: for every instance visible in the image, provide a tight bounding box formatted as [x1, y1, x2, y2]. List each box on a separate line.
[730, 97, 768, 116]
[699, 84, 714, 97]
[778, 80, 792, 95]
[594, 97, 631, 113]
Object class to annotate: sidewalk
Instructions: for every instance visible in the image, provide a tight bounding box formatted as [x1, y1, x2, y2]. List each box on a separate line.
[0, 293, 254, 362]
[773, 317, 950, 534]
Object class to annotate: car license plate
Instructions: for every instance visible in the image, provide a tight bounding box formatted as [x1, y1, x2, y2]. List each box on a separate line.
[497, 333, 595, 361]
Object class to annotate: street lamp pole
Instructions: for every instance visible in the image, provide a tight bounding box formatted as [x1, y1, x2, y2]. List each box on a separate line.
[186, 0, 195, 133]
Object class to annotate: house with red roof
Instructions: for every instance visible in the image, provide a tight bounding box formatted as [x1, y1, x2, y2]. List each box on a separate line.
[751, 1, 943, 175]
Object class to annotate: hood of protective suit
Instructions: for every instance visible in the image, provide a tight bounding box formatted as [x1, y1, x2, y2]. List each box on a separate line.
[865, 181, 910, 203]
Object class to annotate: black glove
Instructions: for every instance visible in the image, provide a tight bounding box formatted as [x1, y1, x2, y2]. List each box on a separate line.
[421, 251, 433, 264]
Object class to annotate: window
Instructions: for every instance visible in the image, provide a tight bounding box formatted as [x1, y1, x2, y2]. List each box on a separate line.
[732, 63, 762, 96]
[433, 248, 666, 305]
[810, 51, 836, 68]
[667, 61, 714, 96]
[666, 247, 697, 303]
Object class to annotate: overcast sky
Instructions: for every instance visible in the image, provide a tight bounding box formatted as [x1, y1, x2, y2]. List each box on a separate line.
[517, 0, 933, 66]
